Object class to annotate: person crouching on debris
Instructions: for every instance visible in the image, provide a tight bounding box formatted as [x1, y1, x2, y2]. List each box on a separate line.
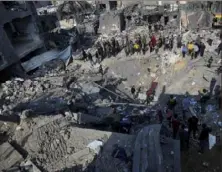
[167, 95, 177, 112]
[181, 44, 188, 58]
[172, 114, 180, 139]
[198, 124, 211, 153]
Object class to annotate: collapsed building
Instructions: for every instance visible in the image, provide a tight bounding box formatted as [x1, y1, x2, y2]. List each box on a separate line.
[0, 1, 44, 77]
[0, 1, 221, 172]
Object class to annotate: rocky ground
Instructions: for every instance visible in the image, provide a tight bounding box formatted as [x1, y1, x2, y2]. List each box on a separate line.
[0, 25, 221, 172]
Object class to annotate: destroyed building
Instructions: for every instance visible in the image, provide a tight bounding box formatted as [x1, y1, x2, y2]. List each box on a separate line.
[0, 1, 44, 75]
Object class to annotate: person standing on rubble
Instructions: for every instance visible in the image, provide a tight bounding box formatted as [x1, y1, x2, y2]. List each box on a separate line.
[142, 35, 147, 55]
[181, 44, 188, 58]
[87, 52, 93, 65]
[131, 85, 136, 99]
[111, 37, 116, 55]
[133, 42, 140, 54]
[99, 65, 104, 78]
[82, 49, 87, 61]
[115, 40, 120, 55]
[199, 42, 206, 57]
[164, 37, 170, 50]
[172, 114, 180, 139]
[194, 43, 199, 58]
[177, 34, 182, 48]
[199, 124, 211, 153]
[169, 35, 174, 51]
[187, 42, 194, 59]
[207, 56, 213, 68]
[167, 95, 177, 112]
[130, 41, 134, 55]
[199, 88, 210, 114]
[188, 115, 199, 139]
[179, 124, 190, 150]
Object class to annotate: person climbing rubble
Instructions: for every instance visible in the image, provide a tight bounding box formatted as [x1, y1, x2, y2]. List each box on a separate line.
[198, 124, 212, 153]
[188, 115, 199, 139]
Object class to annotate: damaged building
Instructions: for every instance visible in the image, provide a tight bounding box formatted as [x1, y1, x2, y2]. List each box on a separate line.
[0, 1, 44, 77]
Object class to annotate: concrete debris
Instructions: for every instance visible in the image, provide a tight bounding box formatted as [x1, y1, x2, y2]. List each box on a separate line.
[0, 142, 24, 171]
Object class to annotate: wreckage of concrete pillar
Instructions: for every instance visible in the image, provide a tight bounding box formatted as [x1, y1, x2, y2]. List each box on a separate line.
[98, 11, 125, 34]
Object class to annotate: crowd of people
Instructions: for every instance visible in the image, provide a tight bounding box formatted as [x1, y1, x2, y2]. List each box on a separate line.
[163, 89, 215, 153]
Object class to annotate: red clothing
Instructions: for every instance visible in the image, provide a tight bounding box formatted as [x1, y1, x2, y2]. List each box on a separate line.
[151, 36, 157, 47]
[172, 119, 180, 131]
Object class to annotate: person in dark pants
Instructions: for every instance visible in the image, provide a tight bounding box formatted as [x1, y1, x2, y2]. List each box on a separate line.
[87, 52, 93, 65]
[112, 144, 128, 163]
[131, 86, 136, 98]
[181, 44, 188, 58]
[207, 56, 213, 68]
[172, 114, 180, 139]
[82, 49, 87, 61]
[199, 124, 211, 153]
[188, 116, 199, 139]
[199, 42, 206, 57]
[167, 95, 177, 112]
[179, 124, 190, 150]
[177, 34, 182, 48]
[156, 109, 163, 123]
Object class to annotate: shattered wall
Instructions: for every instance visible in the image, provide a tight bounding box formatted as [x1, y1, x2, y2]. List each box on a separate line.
[99, 11, 125, 33]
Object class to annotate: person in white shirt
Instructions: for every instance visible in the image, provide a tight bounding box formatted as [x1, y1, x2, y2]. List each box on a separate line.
[194, 43, 199, 58]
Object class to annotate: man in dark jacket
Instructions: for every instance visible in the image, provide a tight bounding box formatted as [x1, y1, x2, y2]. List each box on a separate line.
[199, 124, 211, 153]
[172, 114, 180, 139]
[199, 42, 206, 57]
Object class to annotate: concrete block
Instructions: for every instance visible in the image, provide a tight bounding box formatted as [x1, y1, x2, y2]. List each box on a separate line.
[0, 142, 24, 171]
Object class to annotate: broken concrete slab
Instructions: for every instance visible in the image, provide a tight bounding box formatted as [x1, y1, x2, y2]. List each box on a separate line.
[0, 142, 24, 171]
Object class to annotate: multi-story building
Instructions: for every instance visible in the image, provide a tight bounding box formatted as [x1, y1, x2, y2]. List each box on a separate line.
[0, 1, 44, 72]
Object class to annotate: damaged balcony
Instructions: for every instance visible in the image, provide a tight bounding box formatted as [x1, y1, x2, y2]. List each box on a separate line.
[3, 15, 43, 59]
